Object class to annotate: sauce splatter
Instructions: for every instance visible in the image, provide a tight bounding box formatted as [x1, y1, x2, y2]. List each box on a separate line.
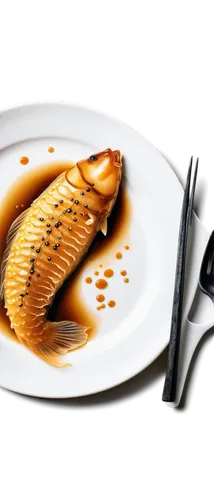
[48, 147, 55, 153]
[96, 294, 105, 303]
[99, 264, 103, 268]
[85, 277, 92, 284]
[120, 270, 127, 276]
[124, 245, 130, 250]
[124, 278, 129, 283]
[94, 270, 99, 276]
[20, 156, 29, 165]
[95, 279, 108, 290]
[104, 269, 114, 278]
[115, 252, 122, 259]
[108, 300, 116, 308]
[97, 304, 106, 311]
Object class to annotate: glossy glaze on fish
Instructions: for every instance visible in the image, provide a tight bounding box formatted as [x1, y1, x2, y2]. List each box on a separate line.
[1, 149, 122, 367]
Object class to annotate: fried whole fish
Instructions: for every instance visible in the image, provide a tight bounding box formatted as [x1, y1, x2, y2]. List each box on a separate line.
[1, 149, 122, 367]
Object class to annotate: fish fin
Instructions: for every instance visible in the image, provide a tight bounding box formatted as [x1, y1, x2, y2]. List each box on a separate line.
[25, 321, 88, 368]
[86, 212, 96, 226]
[0, 208, 30, 299]
[100, 214, 108, 236]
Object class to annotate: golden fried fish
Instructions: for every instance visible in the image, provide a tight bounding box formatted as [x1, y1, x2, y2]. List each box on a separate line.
[1, 149, 122, 367]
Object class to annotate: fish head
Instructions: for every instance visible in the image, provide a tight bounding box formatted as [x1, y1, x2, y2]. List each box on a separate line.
[77, 149, 122, 199]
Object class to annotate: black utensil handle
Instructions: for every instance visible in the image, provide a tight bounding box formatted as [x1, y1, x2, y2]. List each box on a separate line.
[162, 160, 199, 402]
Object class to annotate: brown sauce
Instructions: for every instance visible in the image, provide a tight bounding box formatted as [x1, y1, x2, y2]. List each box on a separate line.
[20, 156, 29, 165]
[124, 245, 130, 250]
[0, 162, 131, 342]
[115, 252, 122, 259]
[97, 304, 106, 311]
[108, 300, 116, 308]
[96, 294, 105, 303]
[94, 270, 99, 276]
[95, 279, 108, 290]
[104, 269, 114, 278]
[48, 147, 55, 153]
[124, 278, 129, 283]
[120, 270, 127, 276]
[85, 277, 92, 284]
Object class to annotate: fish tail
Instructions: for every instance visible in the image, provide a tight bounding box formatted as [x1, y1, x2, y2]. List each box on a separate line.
[25, 321, 88, 367]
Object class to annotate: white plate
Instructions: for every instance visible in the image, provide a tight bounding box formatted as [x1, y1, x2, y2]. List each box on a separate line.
[0, 102, 208, 398]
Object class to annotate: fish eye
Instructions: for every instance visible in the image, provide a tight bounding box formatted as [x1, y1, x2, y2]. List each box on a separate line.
[89, 155, 98, 162]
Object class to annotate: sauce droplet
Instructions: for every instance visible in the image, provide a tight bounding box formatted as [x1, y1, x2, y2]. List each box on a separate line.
[115, 252, 122, 259]
[120, 270, 127, 276]
[99, 264, 103, 268]
[94, 270, 99, 276]
[48, 147, 55, 153]
[20, 156, 29, 165]
[85, 277, 92, 284]
[108, 300, 116, 308]
[95, 279, 108, 290]
[104, 269, 114, 278]
[124, 245, 130, 250]
[96, 294, 105, 303]
[124, 278, 129, 283]
[97, 304, 106, 311]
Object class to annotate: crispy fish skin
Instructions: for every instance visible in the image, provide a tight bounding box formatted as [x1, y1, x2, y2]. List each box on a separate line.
[1, 149, 122, 367]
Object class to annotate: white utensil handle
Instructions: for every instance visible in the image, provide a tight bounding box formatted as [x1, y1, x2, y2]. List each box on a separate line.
[167, 318, 214, 408]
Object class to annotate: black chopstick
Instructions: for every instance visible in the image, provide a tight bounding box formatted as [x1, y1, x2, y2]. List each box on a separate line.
[162, 157, 199, 402]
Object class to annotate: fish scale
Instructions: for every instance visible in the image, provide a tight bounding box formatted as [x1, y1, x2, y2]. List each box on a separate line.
[1, 149, 122, 366]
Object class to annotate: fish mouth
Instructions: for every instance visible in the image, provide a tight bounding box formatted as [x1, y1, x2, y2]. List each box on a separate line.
[112, 150, 122, 167]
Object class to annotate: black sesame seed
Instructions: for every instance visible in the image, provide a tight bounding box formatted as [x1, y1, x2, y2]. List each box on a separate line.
[41, 237, 45, 241]
[31, 245, 34, 249]
[57, 221, 62, 226]
[30, 258, 35, 262]
[28, 277, 31, 280]
[36, 248, 40, 253]
[59, 200, 63, 203]
[54, 204, 58, 208]
[90, 182, 94, 186]
[47, 257, 51, 261]
[73, 218, 77, 222]
[68, 227, 72, 231]
[56, 243, 60, 247]
[86, 187, 90, 192]
[20, 293, 24, 297]
[80, 212, 84, 216]
[70, 198, 73, 201]
[26, 291, 29, 295]
[75, 200, 79, 204]
[37, 273, 40, 277]
[30, 269, 34, 274]
[26, 282, 30, 287]
[51, 217, 54, 220]
[80, 192, 84, 195]
[55, 223, 59, 227]
[89, 155, 98, 161]
[45, 242, 50, 246]
[73, 211, 76, 215]
[46, 223, 50, 227]
[39, 217, 44, 221]
[46, 229, 51, 234]
[63, 210, 67, 214]
[84, 204, 88, 208]
[67, 208, 72, 213]
[53, 245, 57, 250]
[19, 304, 23, 307]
